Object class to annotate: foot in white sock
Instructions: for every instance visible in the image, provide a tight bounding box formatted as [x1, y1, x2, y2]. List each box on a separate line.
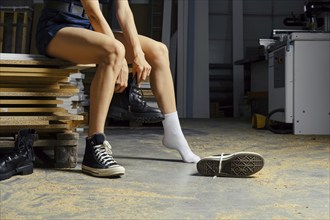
[162, 112, 200, 163]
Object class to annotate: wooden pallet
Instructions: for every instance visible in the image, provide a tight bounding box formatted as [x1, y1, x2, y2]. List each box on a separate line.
[0, 132, 79, 168]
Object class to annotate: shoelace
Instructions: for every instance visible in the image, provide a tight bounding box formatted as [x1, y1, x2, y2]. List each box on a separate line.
[132, 87, 146, 106]
[94, 141, 117, 167]
[103, 141, 113, 155]
[213, 153, 224, 179]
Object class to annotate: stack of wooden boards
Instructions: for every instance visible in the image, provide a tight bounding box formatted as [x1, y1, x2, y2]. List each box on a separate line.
[0, 53, 92, 168]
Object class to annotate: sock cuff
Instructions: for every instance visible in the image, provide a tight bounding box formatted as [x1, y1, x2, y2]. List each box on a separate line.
[162, 111, 181, 130]
[164, 111, 178, 118]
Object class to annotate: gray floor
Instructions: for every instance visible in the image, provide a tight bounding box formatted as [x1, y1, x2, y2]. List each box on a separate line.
[1, 118, 329, 220]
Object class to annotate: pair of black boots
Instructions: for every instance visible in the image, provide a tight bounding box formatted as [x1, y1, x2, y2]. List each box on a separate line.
[0, 129, 36, 181]
[109, 73, 164, 123]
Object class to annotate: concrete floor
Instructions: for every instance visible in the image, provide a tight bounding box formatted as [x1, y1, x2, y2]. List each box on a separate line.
[1, 118, 329, 220]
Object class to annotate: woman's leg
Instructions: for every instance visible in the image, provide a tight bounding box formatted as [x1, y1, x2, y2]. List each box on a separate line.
[114, 32, 200, 163]
[47, 27, 125, 136]
[113, 33, 175, 114]
[46, 27, 126, 177]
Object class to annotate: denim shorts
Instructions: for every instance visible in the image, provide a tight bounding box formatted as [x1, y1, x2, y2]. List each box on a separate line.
[36, 8, 92, 56]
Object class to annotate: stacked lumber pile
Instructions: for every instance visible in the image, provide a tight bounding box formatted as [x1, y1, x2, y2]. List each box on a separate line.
[0, 53, 92, 168]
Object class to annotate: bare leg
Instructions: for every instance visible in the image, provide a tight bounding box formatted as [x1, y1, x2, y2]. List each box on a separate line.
[47, 27, 125, 136]
[113, 33, 176, 114]
[114, 32, 200, 163]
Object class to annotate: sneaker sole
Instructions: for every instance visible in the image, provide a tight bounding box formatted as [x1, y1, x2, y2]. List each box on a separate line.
[109, 107, 164, 123]
[82, 165, 125, 177]
[197, 152, 264, 177]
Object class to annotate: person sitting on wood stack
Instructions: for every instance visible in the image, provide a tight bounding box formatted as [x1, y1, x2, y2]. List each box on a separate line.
[35, 0, 201, 178]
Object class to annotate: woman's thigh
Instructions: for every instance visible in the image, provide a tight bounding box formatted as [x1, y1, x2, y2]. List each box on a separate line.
[47, 27, 121, 64]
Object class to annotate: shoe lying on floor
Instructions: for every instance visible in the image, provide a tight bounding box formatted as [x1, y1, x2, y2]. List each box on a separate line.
[0, 129, 36, 181]
[197, 152, 264, 177]
[109, 73, 164, 123]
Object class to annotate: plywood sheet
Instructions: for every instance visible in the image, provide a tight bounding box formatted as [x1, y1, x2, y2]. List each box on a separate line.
[0, 99, 63, 105]
[0, 107, 67, 113]
[0, 72, 70, 78]
[0, 114, 84, 121]
[0, 91, 76, 97]
[0, 87, 78, 93]
[0, 83, 60, 89]
[0, 53, 73, 66]
[0, 120, 49, 126]
[0, 123, 69, 132]
[0, 66, 78, 74]
[0, 76, 69, 83]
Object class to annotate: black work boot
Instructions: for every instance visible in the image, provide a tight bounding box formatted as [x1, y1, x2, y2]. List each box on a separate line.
[0, 129, 36, 181]
[109, 73, 164, 123]
[82, 133, 125, 177]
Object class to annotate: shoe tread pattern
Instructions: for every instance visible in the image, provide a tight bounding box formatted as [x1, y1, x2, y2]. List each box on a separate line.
[197, 153, 264, 177]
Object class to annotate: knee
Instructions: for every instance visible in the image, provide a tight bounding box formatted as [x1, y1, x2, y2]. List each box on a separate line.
[152, 42, 169, 60]
[99, 39, 125, 67]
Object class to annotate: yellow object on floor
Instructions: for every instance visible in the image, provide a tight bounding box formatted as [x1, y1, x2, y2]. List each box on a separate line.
[252, 113, 266, 129]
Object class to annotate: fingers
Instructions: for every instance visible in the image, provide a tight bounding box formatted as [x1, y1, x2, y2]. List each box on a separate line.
[114, 84, 127, 93]
[115, 74, 128, 93]
[114, 81, 127, 93]
[136, 66, 151, 85]
[132, 55, 152, 85]
[114, 61, 129, 93]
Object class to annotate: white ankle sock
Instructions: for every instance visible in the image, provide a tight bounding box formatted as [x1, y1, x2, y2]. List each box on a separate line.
[162, 112, 200, 163]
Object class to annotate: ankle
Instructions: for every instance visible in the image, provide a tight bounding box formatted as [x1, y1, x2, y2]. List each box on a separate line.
[86, 133, 106, 146]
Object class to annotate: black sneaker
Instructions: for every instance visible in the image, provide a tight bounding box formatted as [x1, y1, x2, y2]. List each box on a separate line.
[82, 133, 125, 177]
[197, 152, 264, 177]
[109, 73, 164, 123]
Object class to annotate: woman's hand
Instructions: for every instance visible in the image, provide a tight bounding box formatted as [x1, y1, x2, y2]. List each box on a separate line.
[132, 53, 151, 86]
[114, 59, 129, 93]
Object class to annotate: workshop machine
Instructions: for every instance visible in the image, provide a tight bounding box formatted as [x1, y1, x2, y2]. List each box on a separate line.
[265, 1, 330, 135]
